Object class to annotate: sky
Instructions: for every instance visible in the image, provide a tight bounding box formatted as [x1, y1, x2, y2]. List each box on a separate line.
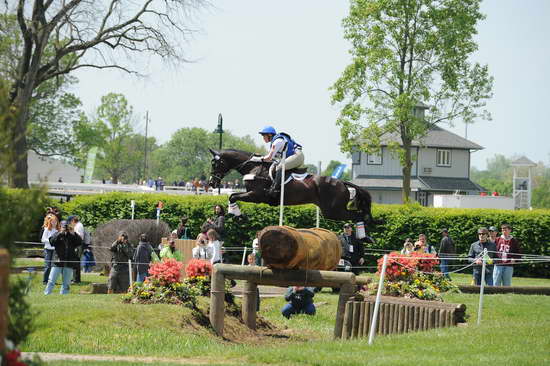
[73, 0, 550, 171]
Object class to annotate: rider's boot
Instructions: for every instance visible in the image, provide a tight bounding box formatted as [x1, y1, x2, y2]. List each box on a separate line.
[267, 169, 282, 198]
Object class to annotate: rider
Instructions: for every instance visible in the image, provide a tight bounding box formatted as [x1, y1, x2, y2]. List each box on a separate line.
[250, 126, 304, 198]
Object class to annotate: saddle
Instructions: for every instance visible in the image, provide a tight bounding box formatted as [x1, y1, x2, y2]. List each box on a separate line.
[242, 166, 309, 183]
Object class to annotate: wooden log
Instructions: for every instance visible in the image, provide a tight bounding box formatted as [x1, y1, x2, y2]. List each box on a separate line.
[363, 302, 372, 336]
[209, 265, 227, 337]
[428, 308, 435, 329]
[242, 281, 258, 330]
[351, 302, 360, 338]
[384, 303, 391, 335]
[335, 283, 355, 339]
[358, 301, 366, 338]
[398, 305, 405, 334]
[342, 301, 353, 339]
[259, 226, 341, 270]
[447, 309, 454, 326]
[0, 249, 9, 353]
[392, 304, 399, 334]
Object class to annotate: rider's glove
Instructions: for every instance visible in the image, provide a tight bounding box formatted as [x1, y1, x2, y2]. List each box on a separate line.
[249, 156, 263, 163]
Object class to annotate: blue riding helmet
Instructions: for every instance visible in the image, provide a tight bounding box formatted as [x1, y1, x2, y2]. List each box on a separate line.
[259, 126, 276, 135]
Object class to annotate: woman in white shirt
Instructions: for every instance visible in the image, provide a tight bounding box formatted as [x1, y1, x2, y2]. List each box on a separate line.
[207, 229, 222, 264]
[192, 233, 213, 261]
[41, 214, 60, 284]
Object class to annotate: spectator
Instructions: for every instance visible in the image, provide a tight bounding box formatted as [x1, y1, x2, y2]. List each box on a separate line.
[108, 231, 134, 294]
[68, 215, 85, 284]
[176, 216, 190, 239]
[193, 177, 201, 194]
[252, 231, 261, 266]
[41, 214, 60, 284]
[488, 226, 499, 244]
[438, 229, 456, 278]
[281, 286, 316, 319]
[339, 223, 365, 275]
[207, 229, 223, 265]
[468, 227, 497, 286]
[160, 238, 183, 262]
[401, 238, 414, 255]
[414, 234, 437, 254]
[204, 205, 226, 244]
[81, 246, 96, 273]
[133, 233, 158, 283]
[247, 253, 261, 311]
[192, 233, 212, 261]
[44, 220, 83, 295]
[493, 223, 522, 286]
[185, 180, 193, 191]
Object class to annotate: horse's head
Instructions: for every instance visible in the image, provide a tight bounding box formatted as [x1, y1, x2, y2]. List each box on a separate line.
[208, 149, 227, 188]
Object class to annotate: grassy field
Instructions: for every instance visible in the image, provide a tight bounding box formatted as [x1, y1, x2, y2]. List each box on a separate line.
[16, 271, 550, 366]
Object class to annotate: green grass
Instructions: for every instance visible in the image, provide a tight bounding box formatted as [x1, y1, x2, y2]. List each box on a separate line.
[17, 272, 550, 366]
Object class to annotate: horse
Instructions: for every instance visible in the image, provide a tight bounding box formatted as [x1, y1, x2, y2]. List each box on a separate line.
[208, 148, 378, 225]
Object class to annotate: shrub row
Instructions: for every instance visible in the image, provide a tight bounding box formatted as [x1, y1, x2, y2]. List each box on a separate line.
[23, 192, 550, 277]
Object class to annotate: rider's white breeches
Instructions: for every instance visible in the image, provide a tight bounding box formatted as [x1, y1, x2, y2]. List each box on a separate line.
[276, 149, 304, 171]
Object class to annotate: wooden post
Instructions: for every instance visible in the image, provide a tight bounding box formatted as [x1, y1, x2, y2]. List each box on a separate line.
[209, 265, 226, 336]
[342, 302, 352, 339]
[242, 281, 258, 330]
[358, 302, 366, 338]
[335, 283, 355, 338]
[351, 302, 360, 338]
[0, 249, 9, 353]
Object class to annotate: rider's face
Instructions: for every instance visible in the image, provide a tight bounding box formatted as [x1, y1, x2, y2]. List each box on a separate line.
[261, 134, 270, 143]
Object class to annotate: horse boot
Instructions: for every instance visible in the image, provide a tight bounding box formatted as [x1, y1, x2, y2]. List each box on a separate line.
[267, 168, 283, 198]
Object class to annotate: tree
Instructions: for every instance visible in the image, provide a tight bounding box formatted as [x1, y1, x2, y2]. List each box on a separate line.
[2, 0, 205, 188]
[92, 93, 135, 184]
[331, 0, 493, 202]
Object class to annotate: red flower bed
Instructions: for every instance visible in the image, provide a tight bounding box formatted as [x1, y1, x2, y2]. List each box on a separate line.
[185, 258, 213, 278]
[377, 251, 439, 281]
[148, 258, 184, 285]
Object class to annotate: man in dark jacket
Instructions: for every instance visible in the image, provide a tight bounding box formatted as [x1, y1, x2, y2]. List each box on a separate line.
[133, 233, 158, 283]
[468, 227, 498, 286]
[438, 229, 456, 278]
[44, 221, 83, 295]
[339, 223, 365, 275]
[108, 231, 134, 293]
[281, 286, 316, 319]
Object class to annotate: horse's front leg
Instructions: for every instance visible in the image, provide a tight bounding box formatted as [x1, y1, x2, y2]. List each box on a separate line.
[229, 190, 268, 205]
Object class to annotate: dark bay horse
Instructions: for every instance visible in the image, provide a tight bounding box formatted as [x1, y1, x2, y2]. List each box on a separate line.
[208, 149, 377, 224]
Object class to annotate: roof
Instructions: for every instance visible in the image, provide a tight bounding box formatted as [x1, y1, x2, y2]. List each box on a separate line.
[418, 176, 484, 192]
[352, 176, 484, 192]
[511, 156, 537, 167]
[380, 125, 483, 150]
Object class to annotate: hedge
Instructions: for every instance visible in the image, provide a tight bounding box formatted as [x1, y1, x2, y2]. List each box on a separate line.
[15, 191, 549, 278]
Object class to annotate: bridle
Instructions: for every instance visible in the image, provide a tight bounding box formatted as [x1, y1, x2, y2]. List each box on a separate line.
[210, 153, 266, 182]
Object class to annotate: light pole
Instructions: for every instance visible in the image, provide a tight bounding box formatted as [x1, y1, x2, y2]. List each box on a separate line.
[215, 113, 224, 194]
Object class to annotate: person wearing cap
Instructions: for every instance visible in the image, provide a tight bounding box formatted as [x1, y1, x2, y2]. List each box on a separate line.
[249, 126, 304, 198]
[339, 223, 365, 275]
[108, 231, 134, 293]
[467, 227, 498, 286]
[44, 220, 83, 295]
[488, 226, 498, 243]
[438, 229, 456, 278]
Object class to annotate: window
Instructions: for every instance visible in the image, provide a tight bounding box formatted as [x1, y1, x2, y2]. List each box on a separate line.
[367, 153, 382, 165]
[436, 149, 451, 167]
[351, 151, 361, 165]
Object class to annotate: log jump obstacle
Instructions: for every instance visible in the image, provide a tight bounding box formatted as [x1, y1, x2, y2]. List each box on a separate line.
[209, 263, 356, 338]
[339, 295, 467, 339]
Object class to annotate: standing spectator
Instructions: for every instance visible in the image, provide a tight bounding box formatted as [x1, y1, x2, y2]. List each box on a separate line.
[44, 221, 83, 295]
[68, 215, 85, 284]
[176, 216, 190, 239]
[207, 229, 223, 264]
[438, 229, 456, 278]
[468, 227, 497, 286]
[205, 205, 226, 244]
[339, 223, 365, 275]
[252, 231, 262, 266]
[108, 231, 134, 294]
[41, 214, 60, 284]
[401, 238, 414, 255]
[193, 177, 201, 194]
[185, 180, 193, 191]
[493, 223, 522, 286]
[192, 233, 212, 261]
[414, 234, 437, 254]
[281, 286, 316, 319]
[133, 234, 158, 283]
[488, 226, 499, 244]
[160, 238, 183, 262]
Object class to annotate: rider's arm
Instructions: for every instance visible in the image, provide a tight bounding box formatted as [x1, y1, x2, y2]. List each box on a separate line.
[262, 138, 285, 161]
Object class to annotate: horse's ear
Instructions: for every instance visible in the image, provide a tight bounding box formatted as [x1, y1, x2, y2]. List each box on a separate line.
[208, 148, 219, 156]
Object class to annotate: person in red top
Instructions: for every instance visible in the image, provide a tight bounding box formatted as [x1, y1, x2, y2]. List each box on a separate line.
[493, 223, 521, 286]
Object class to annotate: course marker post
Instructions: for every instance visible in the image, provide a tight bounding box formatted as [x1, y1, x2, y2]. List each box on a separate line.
[369, 254, 388, 345]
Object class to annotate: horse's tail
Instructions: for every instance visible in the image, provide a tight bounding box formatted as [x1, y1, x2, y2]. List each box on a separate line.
[342, 181, 380, 226]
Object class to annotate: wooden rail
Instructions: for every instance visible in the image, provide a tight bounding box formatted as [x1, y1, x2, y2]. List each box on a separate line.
[339, 295, 466, 339]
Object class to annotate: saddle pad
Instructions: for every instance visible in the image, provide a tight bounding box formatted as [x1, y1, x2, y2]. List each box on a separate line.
[284, 173, 310, 184]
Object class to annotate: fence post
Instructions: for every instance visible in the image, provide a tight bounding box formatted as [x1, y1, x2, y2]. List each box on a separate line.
[0, 249, 10, 353]
[241, 247, 248, 265]
[477, 248, 487, 325]
[368, 254, 388, 345]
[128, 260, 133, 288]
